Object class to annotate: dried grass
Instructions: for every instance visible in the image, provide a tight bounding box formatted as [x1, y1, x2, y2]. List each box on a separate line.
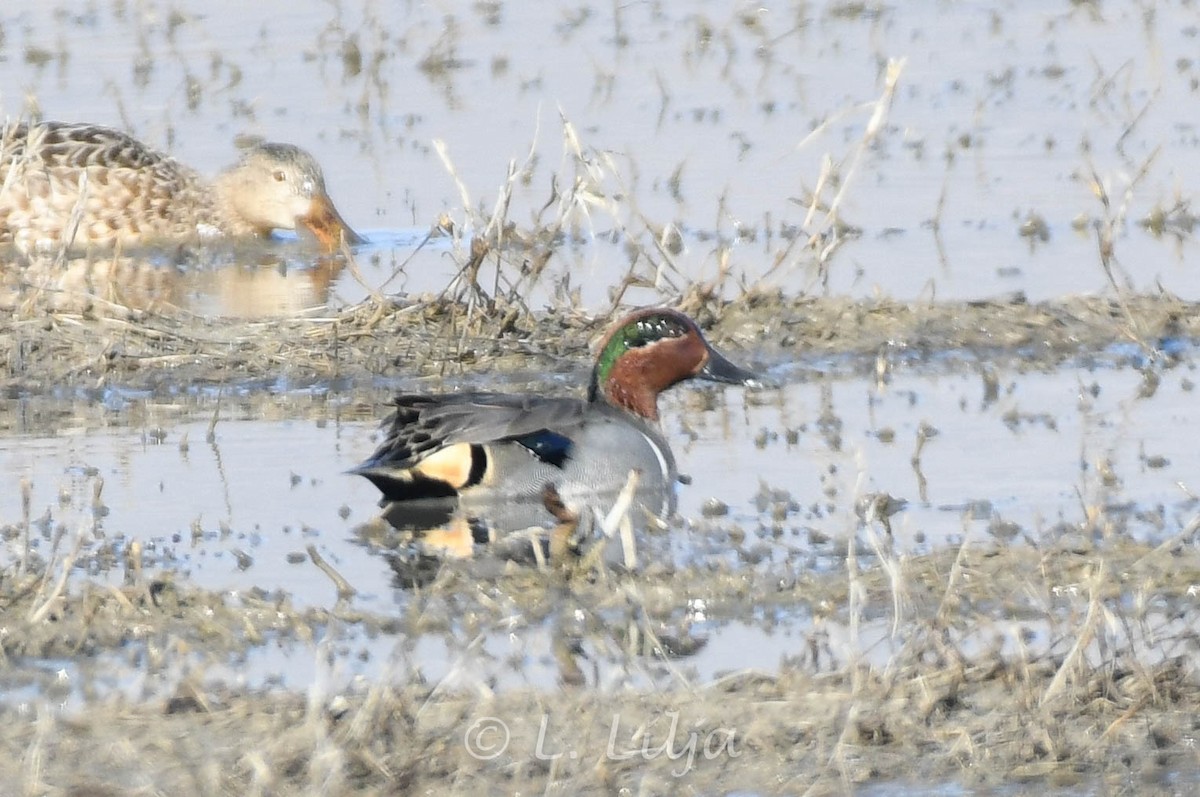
[0, 519, 1196, 794]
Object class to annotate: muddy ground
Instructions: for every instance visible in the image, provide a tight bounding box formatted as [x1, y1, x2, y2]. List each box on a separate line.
[3, 286, 1195, 396]
[1, 289, 1199, 795]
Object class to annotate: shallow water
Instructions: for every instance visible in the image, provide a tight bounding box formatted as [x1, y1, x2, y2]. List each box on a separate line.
[4, 1, 1200, 311]
[2, 346, 1197, 699]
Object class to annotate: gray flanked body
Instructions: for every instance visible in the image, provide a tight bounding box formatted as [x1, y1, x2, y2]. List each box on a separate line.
[354, 308, 760, 536]
[473, 404, 675, 512]
[354, 393, 678, 520]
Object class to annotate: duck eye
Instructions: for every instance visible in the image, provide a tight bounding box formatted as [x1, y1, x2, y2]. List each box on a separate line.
[272, 170, 286, 182]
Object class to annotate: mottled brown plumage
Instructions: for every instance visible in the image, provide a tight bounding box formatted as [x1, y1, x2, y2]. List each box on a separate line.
[0, 121, 362, 254]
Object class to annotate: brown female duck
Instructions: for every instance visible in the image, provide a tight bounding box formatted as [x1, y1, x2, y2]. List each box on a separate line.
[0, 121, 363, 254]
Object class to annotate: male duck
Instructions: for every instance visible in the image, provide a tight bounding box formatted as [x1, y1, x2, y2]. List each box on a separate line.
[354, 308, 758, 521]
[0, 121, 363, 254]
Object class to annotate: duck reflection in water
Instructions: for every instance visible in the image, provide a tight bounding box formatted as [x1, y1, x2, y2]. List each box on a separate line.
[0, 121, 363, 318]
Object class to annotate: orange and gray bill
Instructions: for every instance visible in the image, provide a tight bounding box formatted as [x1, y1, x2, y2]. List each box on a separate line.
[302, 194, 365, 251]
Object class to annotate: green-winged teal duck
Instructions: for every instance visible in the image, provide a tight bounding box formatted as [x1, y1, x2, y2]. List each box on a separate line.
[0, 121, 363, 254]
[354, 308, 758, 521]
